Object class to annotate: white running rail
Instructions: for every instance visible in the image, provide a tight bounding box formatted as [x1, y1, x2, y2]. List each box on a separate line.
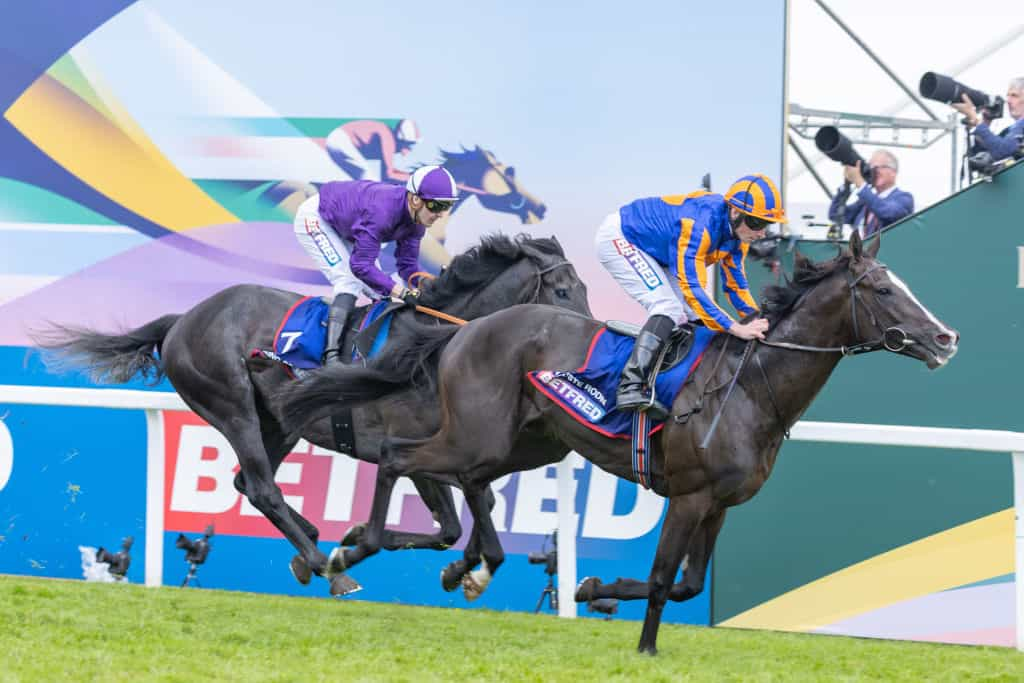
[1, 385, 1022, 649]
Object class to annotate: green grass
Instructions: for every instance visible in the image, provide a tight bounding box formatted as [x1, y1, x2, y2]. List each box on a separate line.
[0, 575, 1020, 682]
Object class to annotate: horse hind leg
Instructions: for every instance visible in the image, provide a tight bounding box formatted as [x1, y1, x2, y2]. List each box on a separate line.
[341, 476, 463, 552]
[175, 367, 330, 582]
[459, 483, 505, 602]
[440, 486, 497, 591]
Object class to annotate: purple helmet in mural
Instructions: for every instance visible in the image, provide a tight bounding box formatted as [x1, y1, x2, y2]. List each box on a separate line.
[394, 118, 421, 144]
[406, 165, 459, 201]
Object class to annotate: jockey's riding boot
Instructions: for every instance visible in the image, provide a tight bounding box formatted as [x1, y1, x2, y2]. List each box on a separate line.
[323, 293, 356, 364]
[616, 314, 675, 420]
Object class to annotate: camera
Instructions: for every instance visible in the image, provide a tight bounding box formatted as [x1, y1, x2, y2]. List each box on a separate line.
[176, 524, 214, 587]
[176, 525, 214, 565]
[919, 72, 1005, 120]
[529, 531, 559, 612]
[814, 126, 873, 183]
[527, 537, 558, 577]
[95, 536, 133, 579]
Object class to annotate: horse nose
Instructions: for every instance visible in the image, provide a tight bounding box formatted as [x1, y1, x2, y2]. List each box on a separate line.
[536, 204, 547, 219]
[935, 329, 958, 348]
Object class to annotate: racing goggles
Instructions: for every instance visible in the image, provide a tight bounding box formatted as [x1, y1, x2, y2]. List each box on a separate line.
[743, 214, 771, 231]
[425, 199, 455, 213]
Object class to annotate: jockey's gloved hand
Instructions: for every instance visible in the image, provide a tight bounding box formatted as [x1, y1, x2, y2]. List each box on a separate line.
[400, 288, 420, 307]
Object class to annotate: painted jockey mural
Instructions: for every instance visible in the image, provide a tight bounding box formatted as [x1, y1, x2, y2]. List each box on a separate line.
[0, 4, 549, 346]
[247, 119, 549, 275]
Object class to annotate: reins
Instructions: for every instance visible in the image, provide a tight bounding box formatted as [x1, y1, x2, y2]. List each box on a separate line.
[407, 259, 574, 327]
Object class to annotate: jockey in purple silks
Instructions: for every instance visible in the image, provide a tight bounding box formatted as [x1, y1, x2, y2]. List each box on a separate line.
[292, 165, 459, 362]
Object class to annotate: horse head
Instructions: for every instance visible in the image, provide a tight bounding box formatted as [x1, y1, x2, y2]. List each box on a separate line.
[773, 231, 958, 370]
[440, 146, 547, 224]
[416, 234, 590, 317]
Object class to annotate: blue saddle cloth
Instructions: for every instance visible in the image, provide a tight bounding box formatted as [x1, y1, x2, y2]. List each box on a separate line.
[527, 325, 716, 438]
[254, 298, 393, 376]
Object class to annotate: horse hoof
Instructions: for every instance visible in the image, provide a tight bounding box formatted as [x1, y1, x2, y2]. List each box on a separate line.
[325, 546, 347, 580]
[462, 561, 491, 602]
[574, 576, 601, 603]
[637, 644, 658, 657]
[440, 565, 462, 592]
[289, 555, 312, 585]
[341, 524, 366, 547]
[462, 573, 484, 602]
[330, 574, 363, 596]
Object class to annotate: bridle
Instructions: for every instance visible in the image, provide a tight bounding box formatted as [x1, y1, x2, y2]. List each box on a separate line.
[523, 259, 574, 303]
[679, 261, 918, 447]
[758, 263, 915, 356]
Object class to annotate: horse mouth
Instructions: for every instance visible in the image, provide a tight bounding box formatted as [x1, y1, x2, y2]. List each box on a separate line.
[925, 343, 958, 370]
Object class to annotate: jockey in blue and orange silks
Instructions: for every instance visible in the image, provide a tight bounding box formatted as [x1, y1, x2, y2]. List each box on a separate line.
[594, 174, 787, 417]
[293, 165, 458, 362]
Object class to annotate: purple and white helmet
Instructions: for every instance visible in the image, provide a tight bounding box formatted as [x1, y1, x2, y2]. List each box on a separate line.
[406, 165, 458, 201]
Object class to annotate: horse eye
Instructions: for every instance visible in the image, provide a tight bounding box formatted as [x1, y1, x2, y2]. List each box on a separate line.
[555, 288, 569, 299]
[876, 287, 891, 295]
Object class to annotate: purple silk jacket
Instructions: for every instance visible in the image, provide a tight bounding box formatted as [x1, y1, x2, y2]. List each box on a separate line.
[316, 180, 425, 296]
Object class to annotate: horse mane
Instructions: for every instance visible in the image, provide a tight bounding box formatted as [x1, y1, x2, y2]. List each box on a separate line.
[438, 146, 486, 168]
[417, 233, 565, 308]
[759, 251, 851, 324]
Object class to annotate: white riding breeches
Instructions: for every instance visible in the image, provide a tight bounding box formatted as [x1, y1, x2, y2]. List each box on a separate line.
[594, 211, 693, 324]
[293, 194, 398, 299]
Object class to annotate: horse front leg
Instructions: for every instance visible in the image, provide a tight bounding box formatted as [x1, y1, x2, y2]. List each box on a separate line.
[637, 492, 710, 656]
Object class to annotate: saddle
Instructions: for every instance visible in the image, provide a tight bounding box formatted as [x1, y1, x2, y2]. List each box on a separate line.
[604, 320, 697, 374]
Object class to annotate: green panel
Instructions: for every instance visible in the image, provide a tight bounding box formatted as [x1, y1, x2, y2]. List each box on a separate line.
[712, 163, 1023, 623]
[0, 177, 116, 224]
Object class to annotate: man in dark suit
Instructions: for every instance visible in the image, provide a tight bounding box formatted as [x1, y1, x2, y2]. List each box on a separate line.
[828, 149, 914, 237]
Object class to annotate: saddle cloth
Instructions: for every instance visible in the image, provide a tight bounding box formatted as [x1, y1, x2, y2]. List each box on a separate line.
[526, 324, 716, 438]
[251, 298, 395, 377]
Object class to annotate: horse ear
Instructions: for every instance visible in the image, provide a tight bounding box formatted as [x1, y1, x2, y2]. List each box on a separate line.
[865, 231, 881, 258]
[849, 229, 864, 261]
[793, 248, 811, 271]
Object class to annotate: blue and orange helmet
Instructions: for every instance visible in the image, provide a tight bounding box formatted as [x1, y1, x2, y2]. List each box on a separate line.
[724, 174, 787, 223]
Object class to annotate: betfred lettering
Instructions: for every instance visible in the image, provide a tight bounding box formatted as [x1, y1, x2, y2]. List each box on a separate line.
[535, 371, 606, 422]
[306, 218, 341, 266]
[613, 238, 662, 289]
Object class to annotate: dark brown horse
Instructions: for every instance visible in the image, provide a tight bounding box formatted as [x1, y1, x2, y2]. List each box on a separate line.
[40, 234, 590, 594]
[281, 232, 957, 651]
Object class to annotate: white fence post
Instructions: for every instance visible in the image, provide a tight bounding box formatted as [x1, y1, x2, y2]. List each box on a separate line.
[144, 409, 166, 588]
[556, 453, 577, 618]
[1014, 452, 1023, 652]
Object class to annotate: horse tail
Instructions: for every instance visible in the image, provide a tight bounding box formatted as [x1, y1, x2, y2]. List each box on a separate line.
[35, 314, 181, 385]
[279, 322, 460, 433]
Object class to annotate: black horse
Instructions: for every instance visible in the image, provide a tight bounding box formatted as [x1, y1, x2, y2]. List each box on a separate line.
[281, 232, 958, 651]
[41, 233, 590, 593]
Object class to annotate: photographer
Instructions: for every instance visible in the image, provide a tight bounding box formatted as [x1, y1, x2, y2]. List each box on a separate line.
[952, 77, 1024, 163]
[827, 149, 914, 237]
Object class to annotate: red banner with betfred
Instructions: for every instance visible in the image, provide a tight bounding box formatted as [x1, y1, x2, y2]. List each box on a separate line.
[162, 411, 439, 539]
